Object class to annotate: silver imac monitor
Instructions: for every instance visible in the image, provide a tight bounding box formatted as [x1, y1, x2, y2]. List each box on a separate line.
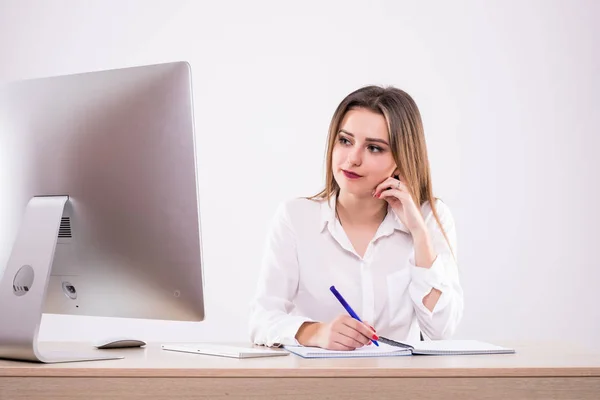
[0, 61, 205, 363]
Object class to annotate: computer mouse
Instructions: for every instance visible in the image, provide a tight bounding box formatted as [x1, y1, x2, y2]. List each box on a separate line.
[94, 338, 147, 349]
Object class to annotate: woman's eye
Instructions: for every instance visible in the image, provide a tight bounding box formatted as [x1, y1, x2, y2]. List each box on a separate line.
[368, 145, 383, 153]
[338, 137, 351, 145]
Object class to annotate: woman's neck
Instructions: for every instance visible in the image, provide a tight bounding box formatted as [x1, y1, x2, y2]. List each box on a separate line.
[336, 191, 387, 227]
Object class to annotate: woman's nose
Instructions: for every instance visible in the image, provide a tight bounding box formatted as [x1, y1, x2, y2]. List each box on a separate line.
[347, 147, 362, 166]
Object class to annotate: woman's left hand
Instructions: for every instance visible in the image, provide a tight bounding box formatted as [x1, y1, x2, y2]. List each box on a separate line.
[374, 177, 426, 235]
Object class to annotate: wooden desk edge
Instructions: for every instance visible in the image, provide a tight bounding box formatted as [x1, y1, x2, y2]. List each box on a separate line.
[1, 367, 600, 378]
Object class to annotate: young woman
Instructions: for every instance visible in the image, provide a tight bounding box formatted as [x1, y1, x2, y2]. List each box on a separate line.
[249, 86, 463, 350]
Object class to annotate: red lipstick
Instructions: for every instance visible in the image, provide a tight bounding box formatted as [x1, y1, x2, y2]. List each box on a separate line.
[342, 170, 362, 179]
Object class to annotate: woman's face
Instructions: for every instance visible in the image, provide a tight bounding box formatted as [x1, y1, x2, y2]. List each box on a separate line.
[332, 108, 398, 198]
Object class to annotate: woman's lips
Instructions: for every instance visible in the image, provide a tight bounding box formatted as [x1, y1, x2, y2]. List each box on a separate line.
[342, 170, 362, 179]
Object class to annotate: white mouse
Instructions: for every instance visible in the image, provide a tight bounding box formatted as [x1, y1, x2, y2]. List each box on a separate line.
[94, 338, 147, 349]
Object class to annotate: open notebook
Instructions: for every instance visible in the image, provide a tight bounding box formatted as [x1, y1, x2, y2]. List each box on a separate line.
[284, 339, 515, 359]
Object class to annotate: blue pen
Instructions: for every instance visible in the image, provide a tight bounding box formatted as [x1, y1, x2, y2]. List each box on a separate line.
[329, 285, 379, 346]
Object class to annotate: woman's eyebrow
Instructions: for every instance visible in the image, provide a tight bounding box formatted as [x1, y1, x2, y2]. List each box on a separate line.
[339, 129, 389, 146]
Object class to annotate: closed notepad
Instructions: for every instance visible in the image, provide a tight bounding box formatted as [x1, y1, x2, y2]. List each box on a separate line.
[161, 343, 290, 359]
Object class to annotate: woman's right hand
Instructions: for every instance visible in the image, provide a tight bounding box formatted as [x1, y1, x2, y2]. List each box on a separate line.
[296, 315, 378, 350]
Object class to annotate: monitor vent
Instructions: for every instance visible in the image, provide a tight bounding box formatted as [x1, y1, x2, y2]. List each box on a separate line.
[59, 217, 72, 238]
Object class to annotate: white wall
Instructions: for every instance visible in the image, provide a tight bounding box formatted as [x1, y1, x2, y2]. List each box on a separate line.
[1, 0, 598, 348]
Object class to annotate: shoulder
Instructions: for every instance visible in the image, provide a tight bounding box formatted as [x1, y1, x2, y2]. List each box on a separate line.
[271, 196, 325, 229]
[278, 196, 323, 215]
[420, 198, 455, 228]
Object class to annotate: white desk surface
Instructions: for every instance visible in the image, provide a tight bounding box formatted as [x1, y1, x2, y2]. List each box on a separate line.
[0, 341, 599, 377]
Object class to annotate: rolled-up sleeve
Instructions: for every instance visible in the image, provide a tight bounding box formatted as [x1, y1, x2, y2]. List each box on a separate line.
[408, 200, 464, 339]
[248, 202, 314, 347]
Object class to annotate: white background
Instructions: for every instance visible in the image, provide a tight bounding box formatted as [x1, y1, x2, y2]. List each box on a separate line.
[0, 0, 598, 348]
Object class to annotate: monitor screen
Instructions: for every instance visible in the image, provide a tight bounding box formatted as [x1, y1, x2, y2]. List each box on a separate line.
[0, 61, 205, 331]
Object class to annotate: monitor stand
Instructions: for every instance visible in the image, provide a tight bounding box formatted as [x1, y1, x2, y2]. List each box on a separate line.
[0, 196, 123, 363]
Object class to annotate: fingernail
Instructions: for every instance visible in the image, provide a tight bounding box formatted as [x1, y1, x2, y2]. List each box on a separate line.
[372, 334, 379, 340]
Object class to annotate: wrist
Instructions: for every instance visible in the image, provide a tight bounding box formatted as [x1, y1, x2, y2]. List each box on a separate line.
[410, 225, 429, 242]
[411, 227, 436, 268]
[295, 322, 321, 346]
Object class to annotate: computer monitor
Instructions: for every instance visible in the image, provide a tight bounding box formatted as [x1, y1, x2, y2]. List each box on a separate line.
[0, 61, 205, 363]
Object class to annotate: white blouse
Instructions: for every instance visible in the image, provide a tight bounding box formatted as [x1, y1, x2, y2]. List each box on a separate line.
[248, 195, 464, 347]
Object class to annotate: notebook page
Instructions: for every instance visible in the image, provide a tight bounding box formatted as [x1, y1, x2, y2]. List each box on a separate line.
[408, 340, 515, 355]
[284, 342, 411, 358]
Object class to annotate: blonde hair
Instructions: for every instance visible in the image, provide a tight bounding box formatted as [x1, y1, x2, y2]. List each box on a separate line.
[311, 85, 454, 258]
